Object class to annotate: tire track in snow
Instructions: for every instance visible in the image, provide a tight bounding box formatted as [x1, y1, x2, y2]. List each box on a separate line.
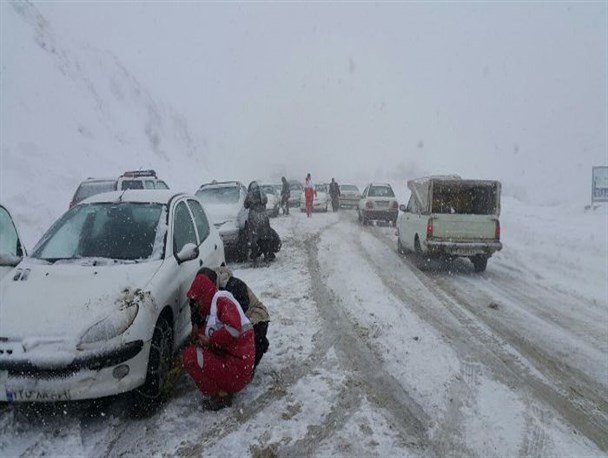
[357, 220, 608, 452]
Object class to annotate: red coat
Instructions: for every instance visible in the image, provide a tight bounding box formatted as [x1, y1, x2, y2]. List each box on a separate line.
[183, 274, 255, 395]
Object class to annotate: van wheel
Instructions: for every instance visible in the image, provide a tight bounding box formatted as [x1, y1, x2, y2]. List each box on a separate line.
[471, 255, 488, 272]
[131, 318, 173, 415]
[414, 235, 422, 255]
[397, 237, 406, 255]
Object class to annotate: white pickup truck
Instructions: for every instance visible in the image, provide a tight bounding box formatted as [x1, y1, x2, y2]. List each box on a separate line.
[396, 176, 502, 272]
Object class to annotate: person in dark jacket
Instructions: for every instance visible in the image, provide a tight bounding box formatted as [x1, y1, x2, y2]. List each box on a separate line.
[198, 267, 270, 371]
[244, 181, 271, 261]
[329, 178, 341, 212]
[280, 176, 291, 215]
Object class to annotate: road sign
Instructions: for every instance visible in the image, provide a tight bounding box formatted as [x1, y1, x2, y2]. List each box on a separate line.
[592, 166, 608, 203]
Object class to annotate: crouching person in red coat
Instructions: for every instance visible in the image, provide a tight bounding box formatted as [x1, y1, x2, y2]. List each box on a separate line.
[183, 273, 255, 410]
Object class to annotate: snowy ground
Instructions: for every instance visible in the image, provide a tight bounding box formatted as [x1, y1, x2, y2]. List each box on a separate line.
[1, 204, 606, 457]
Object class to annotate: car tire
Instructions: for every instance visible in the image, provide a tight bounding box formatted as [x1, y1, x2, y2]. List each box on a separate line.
[398, 237, 406, 255]
[131, 317, 173, 415]
[414, 235, 422, 255]
[471, 255, 488, 272]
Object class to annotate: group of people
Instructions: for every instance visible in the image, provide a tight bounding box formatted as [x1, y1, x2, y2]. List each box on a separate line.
[278, 174, 342, 218]
[181, 265, 270, 410]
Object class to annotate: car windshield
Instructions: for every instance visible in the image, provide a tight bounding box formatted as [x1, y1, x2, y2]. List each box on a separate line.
[315, 184, 328, 193]
[260, 185, 276, 195]
[368, 186, 394, 197]
[74, 181, 116, 203]
[196, 186, 240, 204]
[31, 203, 165, 262]
[289, 182, 303, 191]
[341, 185, 359, 192]
[0, 207, 20, 257]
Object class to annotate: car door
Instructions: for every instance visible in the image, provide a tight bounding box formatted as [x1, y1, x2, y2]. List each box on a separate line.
[171, 199, 203, 346]
[359, 186, 368, 211]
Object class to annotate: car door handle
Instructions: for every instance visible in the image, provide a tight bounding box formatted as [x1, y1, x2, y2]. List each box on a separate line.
[199, 259, 203, 266]
[215, 244, 218, 250]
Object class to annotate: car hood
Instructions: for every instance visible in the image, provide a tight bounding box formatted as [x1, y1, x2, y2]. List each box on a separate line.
[0, 258, 163, 340]
[203, 202, 241, 226]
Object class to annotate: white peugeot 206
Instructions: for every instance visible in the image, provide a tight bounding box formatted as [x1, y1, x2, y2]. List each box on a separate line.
[0, 190, 224, 406]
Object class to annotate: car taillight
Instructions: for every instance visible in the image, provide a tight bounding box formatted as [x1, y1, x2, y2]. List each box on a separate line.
[426, 219, 434, 238]
[365, 201, 374, 209]
[392, 201, 398, 209]
[495, 220, 501, 240]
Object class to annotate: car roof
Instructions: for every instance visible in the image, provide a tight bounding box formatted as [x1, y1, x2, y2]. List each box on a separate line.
[81, 177, 117, 183]
[81, 190, 187, 205]
[369, 183, 392, 187]
[198, 181, 243, 189]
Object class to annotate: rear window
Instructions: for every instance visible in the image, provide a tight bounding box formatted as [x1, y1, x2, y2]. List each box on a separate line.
[340, 185, 359, 192]
[289, 182, 303, 191]
[431, 183, 498, 215]
[368, 186, 394, 198]
[74, 181, 116, 204]
[120, 180, 144, 190]
[315, 184, 328, 192]
[196, 186, 241, 204]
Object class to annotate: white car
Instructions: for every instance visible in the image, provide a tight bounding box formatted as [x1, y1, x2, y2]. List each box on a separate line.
[0, 190, 224, 404]
[195, 181, 249, 256]
[260, 184, 280, 217]
[0, 205, 26, 281]
[357, 183, 399, 225]
[339, 184, 361, 208]
[300, 183, 330, 212]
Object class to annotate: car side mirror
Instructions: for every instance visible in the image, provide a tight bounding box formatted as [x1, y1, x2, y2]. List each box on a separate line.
[0, 253, 23, 267]
[399, 204, 408, 213]
[175, 243, 199, 264]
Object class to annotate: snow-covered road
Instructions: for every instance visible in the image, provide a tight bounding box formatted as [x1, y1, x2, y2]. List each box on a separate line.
[1, 209, 606, 457]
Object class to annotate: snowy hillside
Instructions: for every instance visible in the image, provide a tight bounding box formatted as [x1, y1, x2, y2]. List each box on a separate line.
[1, 2, 207, 247]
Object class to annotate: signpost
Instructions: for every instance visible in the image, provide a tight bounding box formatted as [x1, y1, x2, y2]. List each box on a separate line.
[592, 166, 608, 204]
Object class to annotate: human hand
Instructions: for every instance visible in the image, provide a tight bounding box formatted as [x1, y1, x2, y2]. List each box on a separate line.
[198, 334, 210, 347]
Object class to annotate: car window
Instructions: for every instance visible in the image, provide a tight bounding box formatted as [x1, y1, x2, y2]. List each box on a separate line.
[74, 181, 116, 204]
[120, 180, 144, 190]
[144, 180, 155, 189]
[156, 180, 169, 189]
[0, 207, 20, 257]
[340, 185, 359, 192]
[315, 184, 328, 192]
[173, 201, 198, 253]
[368, 186, 395, 197]
[32, 203, 164, 261]
[187, 199, 210, 243]
[196, 186, 240, 204]
[362, 186, 368, 197]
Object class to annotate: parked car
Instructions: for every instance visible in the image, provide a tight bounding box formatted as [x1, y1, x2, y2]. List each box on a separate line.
[357, 183, 398, 225]
[396, 176, 502, 272]
[260, 184, 280, 217]
[0, 205, 26, 280]
[69, 170, 169, 209]
[300, 183, 330, 212]
[339, 184, 361, 208]
[288, 180, 303, 207]
[195, 181, 248, 255]
[0, 190, 224, 405]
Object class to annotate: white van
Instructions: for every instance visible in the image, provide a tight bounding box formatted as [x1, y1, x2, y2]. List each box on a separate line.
[397, 176, 502, 272]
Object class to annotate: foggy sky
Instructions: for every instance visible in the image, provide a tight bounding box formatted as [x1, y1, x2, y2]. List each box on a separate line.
[33, 2, 608, 203]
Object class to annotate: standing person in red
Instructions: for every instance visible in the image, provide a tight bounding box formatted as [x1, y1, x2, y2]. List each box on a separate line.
[183, 273, 255, 410]
[304, 173, 316, 217]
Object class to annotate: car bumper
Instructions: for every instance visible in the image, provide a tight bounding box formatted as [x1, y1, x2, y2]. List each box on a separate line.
[425, 240, 503, 257]
[362, 209, 398, 220]
[288, 198, 301, 207]
[339, 197, 359, 207]
[0, 340, 149, 402]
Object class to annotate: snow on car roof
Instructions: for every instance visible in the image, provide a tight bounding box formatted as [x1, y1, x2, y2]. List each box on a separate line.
[369, 183, 393, 187]
[81, 190, 185, 205]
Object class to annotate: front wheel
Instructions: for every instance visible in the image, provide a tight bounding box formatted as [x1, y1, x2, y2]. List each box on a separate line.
[471, 255, 488, 272]
[132, 318, 173, 415]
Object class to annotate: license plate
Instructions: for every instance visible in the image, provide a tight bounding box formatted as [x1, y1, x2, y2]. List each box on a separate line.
[5, 388, 72, 402]
[376, 201, 389, 207]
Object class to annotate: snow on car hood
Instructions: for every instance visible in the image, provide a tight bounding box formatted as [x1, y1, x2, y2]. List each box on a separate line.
[202, 202, 241, 226]
[0, 258, 162, 340]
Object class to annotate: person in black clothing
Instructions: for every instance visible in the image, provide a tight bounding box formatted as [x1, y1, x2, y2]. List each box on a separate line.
[197, 267, 270, 370]
[244, 181, 271, 261]
[280, 176, 291, 215]
[329, 178, 341, 212]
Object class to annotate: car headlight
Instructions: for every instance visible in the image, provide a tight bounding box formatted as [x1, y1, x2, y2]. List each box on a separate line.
[79, 302, 139, 344]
